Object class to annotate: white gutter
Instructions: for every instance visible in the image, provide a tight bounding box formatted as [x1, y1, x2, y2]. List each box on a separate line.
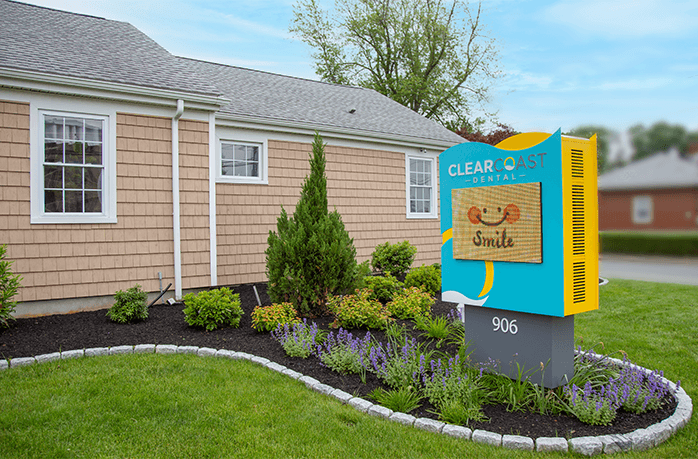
[208, 112, 218, 286]
[172, 99, 184, 300]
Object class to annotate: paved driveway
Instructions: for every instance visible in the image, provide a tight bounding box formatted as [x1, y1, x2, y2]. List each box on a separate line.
[599, 254, 698, 286]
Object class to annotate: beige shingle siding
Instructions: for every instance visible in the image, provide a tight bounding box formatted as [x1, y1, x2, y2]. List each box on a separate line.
[215, 139, 440, 287]
[178, 119, 211, 288]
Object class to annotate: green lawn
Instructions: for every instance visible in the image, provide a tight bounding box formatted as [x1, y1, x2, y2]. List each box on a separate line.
[0, 279, 695, 458]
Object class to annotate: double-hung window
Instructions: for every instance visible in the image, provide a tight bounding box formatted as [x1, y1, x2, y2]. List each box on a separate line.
[31, 110, 115, 224]
[406, 154, 437, 218]
[218, 140, 267, 184]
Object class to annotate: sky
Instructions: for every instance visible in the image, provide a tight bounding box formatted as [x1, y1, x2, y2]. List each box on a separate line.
[18, 0, 698, 146]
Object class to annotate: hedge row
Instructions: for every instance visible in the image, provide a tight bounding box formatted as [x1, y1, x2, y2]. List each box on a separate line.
[600, 232, 698, 256]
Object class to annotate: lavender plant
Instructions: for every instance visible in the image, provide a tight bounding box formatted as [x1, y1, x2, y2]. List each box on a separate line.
[616, 361, 677, 414]
[369, 336, 434, 389]
[566, 381, 619, 426]
[271, 320, 324, 358]
[422, 355, 487, 423]
[316, 328, 372, 379]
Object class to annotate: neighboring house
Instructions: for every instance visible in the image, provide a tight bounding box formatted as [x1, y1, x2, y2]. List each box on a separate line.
[0, 0, 464, 316]
[598, 148, 698, 231]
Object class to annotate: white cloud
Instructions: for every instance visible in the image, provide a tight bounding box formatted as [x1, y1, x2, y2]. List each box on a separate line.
[541, 0, 698, 39]
[595, 77, 674, 91]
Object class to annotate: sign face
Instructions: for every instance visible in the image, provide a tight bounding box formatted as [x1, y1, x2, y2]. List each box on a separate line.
[452, 182, 542, 263]
[440, 131, 565, 316]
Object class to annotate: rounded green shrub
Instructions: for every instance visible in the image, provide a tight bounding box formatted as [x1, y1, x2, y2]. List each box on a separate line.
[328, 288, 391, 330]
[183, 287, 244, 331]
[251, 302, 301, 332]
[365, 274, 403, 303]
[371, 241, 417, 278]
[386, 286, 434, 320]
[0, 244, 22, 329]
[404, 264, 441, 297]
[106, 284, 149, 324]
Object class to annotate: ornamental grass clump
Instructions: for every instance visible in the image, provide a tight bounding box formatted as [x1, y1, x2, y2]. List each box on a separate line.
[271, 319, 324, 358]
[107, 284, 148, 324]
[386, 286, 433, 320]
[327, 288, 391, 329]
[251, 302, 300, 332]
[183, 287, 244, 331]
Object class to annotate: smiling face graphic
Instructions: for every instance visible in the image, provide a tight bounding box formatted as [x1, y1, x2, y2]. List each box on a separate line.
[467, 203, 520, 226]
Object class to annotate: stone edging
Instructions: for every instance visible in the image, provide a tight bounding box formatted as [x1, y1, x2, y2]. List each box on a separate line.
[0, 345, 692, 456]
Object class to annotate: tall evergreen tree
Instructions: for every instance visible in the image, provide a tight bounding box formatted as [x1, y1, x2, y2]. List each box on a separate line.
[266, 133, 357, 316]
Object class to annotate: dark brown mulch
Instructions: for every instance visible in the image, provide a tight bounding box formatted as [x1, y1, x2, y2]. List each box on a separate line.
[0, 283, 676, 439]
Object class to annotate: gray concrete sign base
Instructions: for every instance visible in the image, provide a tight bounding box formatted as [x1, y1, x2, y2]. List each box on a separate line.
[462, 305, 574, 388]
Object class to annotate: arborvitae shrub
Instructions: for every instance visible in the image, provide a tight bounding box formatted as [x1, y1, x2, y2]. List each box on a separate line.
[266, 133, 358, 316]
[107, 284, 149, 324]
[404, 264, 441, 297]
[371, 241, 417, 278]
[0, 244, 22, 329]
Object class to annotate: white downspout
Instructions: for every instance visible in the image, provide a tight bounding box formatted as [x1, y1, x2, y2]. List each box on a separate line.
[172, 99, 184, 300]
[208, 112, 217, 286]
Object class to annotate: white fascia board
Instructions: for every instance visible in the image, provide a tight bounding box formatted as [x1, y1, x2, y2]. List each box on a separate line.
[0, 68, 229, 111]
[214, 114, 463, 151]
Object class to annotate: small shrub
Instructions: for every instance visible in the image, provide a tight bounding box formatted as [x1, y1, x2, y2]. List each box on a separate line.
[271, 319, 324, 358]
[316, 328, 372, 378]
[350, 260, 372, 291]
[107, 284, 148, 324]
[251, 302, 300, 332]
[328, 288, 391, 330]
[422, 355, 487, 424]
[371, 241, 417, 278]
[566, 382, 618, 426]
[183, 287, 244, 331]
[386, 287, 433, 321]
[0, 244, 22, 329]
[365, 274, 403, 303]
[414, 315, 453, 344]
[404, 264, 441, 297]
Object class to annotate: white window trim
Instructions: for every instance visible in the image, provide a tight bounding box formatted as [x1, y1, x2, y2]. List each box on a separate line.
[30, 108, 117, 224]
[217, 139, 268, 185]
[405, 151, 438, 219]
[632, 195, 653, 225]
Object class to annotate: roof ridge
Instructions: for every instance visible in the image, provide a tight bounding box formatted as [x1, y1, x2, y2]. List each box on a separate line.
[177, 55, 368, 92]
[2, 0, 123, 24]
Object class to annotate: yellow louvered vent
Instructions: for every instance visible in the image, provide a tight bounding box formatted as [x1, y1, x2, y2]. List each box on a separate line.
[571, 149, 584, 179]
[572, 261, 586, 303]
[571, 184, 585, 256]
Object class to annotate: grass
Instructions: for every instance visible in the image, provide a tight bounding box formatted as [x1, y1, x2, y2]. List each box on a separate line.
[1, 279, 696, 458]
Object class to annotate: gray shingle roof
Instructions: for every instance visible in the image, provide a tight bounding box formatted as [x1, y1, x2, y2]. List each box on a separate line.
[598, 148, 698, 190]
[181, 58, 463, 145]
[1, 0, 464, 146]
[0, 0, 219, 96]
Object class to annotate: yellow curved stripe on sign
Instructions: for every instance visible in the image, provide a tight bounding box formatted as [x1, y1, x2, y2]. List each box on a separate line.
[442, 228, 453, 245]
[478, 261, 494, 297]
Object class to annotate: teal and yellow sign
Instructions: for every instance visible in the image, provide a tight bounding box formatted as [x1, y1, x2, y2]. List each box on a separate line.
[440, 130, 599, 317]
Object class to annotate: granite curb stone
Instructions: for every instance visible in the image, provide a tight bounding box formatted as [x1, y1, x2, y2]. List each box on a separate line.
[134, 344, 156, 354]
[535, 437, 568, 453]
[414, 418, 445, 433]
[502, 434, 534, 451]
[569, 436, 603, 456]
[36, 352, 62, 363]
[4, 344, 691, 456]
[472, 429, 502, 447]
[109, 345, 134, 355]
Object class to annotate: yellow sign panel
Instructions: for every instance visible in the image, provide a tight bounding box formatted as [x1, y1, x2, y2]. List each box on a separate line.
[452, 182, 543, 263]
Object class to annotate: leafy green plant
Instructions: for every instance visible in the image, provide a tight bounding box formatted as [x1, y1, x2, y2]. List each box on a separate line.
[266, 133, 358, 316]
[316, 328, 372, 380]
[386, 286, 433, 320]
[404, 264, 441, 296]
[327, 288, 392, 330]
[423, 355, 486, 424]
[182, 288, 244, 331]
[369, 386, 423, 413]
[271, 320, 324, 358]
[0, 244, 22, 329]
[414, 315, 453, 346]
[365, 273, 403, 303]
[371, 240, 417, 278]
[106, 284, 149, 324]
[251, 302, 300, 332]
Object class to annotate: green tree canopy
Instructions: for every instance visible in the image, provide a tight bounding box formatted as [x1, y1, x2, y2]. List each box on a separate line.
[629, 121, 692, 161]
[290, 0, 499, 129]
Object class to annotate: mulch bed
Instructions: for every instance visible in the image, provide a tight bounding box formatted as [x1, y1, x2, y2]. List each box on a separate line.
[0, 282, 676, 439]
